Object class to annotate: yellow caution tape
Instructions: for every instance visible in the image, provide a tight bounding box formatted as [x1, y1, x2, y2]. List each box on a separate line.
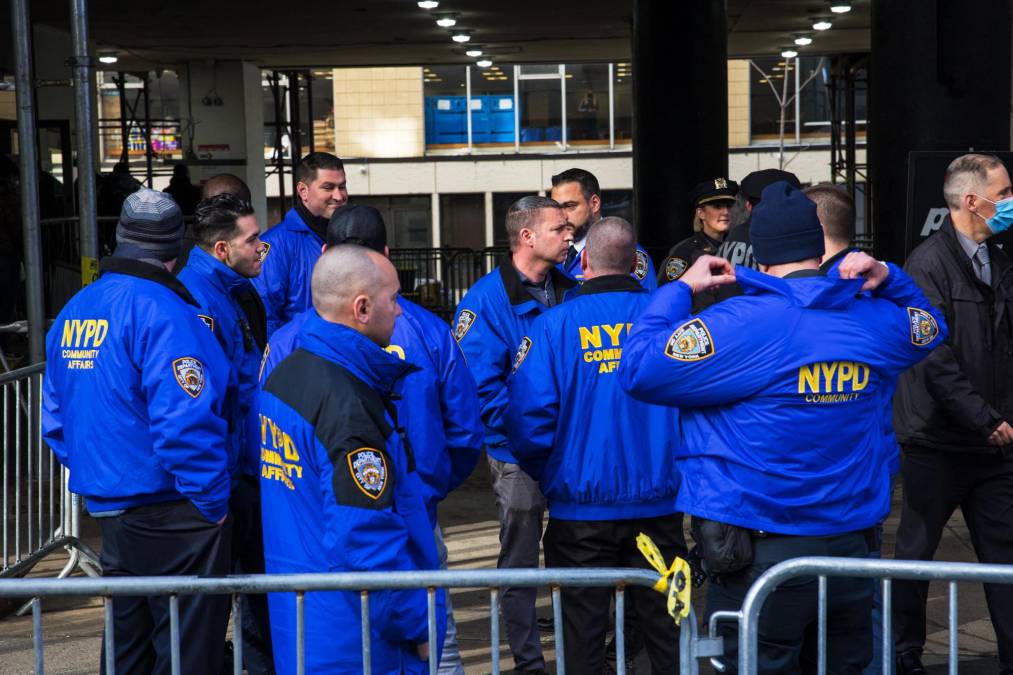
[637, 532, 691, 625]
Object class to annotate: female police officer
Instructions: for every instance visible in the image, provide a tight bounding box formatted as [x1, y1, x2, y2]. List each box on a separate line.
[658, 178, 739, 287]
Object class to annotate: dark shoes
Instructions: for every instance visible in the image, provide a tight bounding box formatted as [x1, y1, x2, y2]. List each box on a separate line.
[896, 650, 927, 675]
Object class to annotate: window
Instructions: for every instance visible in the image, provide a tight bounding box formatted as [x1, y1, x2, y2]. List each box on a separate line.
[440, 193, 486, 249]
[353, 195, 432, 249]
[613, 63, 633, 142]
[492, 192, 530, 246]
[565, 64, 609, 145]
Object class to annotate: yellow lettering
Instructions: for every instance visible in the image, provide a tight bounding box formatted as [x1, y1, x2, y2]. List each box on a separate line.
[837, 362, 854, 392]
[820, 361, 838, 384]
[583, 351, 594, 363]
[73, 319, 88, 347]
[798, 364, 819, 393]
[602, 323, 625, 347]
[260, 415, 269, 446]
[282, 433, 299, 462]
[385, 344, 406, 360]
[61, 321, 74, 348]
[82, 320, 97, 345]
[579, 326, 602, 350]
[854, 365, 869, 391]
[93, 320, 108, 346]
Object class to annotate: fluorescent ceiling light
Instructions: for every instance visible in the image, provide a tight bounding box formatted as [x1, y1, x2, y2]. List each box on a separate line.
[452, 31, 471, 43]
[436, 15, 457, 28]
[813, 19, 833, 30]
[418, 0, 439, 8]
[465, 48, 483, 57]
[794, 35, 813, 46]
[98, 52, 118, 64]
[476, 59, 493, 68]
[829, 3, 851, 13]
[781, 48, 798, 58]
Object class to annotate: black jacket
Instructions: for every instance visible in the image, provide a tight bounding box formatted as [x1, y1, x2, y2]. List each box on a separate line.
[894, 219, 1013, 453]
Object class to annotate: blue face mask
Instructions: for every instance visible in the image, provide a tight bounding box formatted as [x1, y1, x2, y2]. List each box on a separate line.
[975, 194, 1013, 234]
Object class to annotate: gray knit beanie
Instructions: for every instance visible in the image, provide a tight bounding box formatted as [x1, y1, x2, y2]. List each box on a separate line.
[115, 188, 184, 261]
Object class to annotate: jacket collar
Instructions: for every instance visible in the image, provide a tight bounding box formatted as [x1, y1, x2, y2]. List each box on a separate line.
[498, 254, 577, 308]
[184, 246, 255, 298]
[576, 274, 645, 296]
[293, 200, 329, 241]
[818, 247, 856, 275]
[938, 218, 1012, 288]
[281, 207, 324, 243]
[297, 311, 418, 395]
[100, 256, 200, 307]
[736, 265, 863, 309]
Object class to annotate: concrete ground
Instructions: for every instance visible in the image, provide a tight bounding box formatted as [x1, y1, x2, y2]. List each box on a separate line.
[0, 460, 1006, 674]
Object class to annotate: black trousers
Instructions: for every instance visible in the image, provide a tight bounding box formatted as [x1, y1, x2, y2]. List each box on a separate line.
[893, 447, 1013, 672]
[542, 513, 687, 674]
[706, 531, 873, 675]
[230, 476, 275, 675]
[98, 500, 232, 675]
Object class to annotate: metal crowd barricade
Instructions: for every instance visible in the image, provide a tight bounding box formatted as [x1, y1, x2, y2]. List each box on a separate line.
[0, 567, 715, 675]
[389, 247, 509, 321]
[1, 363, 100, 585]
[707, 556, 1013, 675]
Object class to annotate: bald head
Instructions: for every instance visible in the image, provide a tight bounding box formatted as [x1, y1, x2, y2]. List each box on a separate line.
[311, 245, 401, 346]
[202, 173, 252, 203]
[582, 216, 636, 278]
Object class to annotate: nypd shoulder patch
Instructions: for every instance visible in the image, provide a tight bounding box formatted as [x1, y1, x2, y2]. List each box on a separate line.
[197, 314, 215, 332]
[512, 336, 532, 373]
[173, 356, 206, 397]
[634, 250, 649, 280]
[907, 307, 939, 347]
[347, 448, 388, 500]
[258, 241, 271, 262]
[665, 257, 689, 281]
[664, 319, 715, 362]
[454, 309, 477, 342]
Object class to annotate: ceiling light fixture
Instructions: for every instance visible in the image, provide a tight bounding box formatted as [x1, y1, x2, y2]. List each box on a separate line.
[781, 48, 799, 58]
[98, 51, 118, 64]
[417, 0, 439, 8]
[465, 48, 483, 57]
[812, 18, 833, 30]
[452, 31, 471, 43]
[435, 14, 457, 28]
[476, 58, 493, 68]
[794, 34, 813, 46]
[829, 2, 852, 13]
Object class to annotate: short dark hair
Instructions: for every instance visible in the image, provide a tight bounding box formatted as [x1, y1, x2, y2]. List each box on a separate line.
[551, 168, 601, 201]
[586, 217, 636, 273]
[803, 184, 855, 244]
[505, 196, 562, 249]
[297, 152, 345, 186]
[193, 193, 255, 249]
[202, 173, 252, 203]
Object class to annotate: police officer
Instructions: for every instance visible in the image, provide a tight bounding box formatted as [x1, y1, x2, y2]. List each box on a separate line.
[253, 152, 348, 337]
[658, 178, 738, 287]
[177, 194, 274, 674]
[261, 204, 483, 675]
[454, 196, 574, 675]
[259, 245, 444, 674]
[716, 168, 802, 271]
[42, 189, 235, 674]
[550, 167, 657, 290]
[621, 182, 947, 674]
[173, 172, 256, 274]
[506, 216, 684, 673]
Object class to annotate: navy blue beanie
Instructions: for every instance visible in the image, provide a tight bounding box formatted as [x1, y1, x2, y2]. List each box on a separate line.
[749, 181, 825, 265]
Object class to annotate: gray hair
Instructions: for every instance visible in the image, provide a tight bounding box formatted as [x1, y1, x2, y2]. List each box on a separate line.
[505, 195, 562, 250]
[943, 154, 1005, 210]
[585, 216, 636, 274]
[311, 244, 387, 318]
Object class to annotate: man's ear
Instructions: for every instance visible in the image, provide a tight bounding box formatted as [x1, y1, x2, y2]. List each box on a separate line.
[352, 294, 371, 324]
[590, 193, 602, 216]
[580, 249, 590, 275]
[213, 240, 230, 261]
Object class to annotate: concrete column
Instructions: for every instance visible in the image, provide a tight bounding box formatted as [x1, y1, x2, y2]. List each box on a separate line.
[178, 60, 268, 222]
[484, 191, 494, 248]
[430, 192, 441, 248]
[870, 0, 1011, 262]
[632, 0, 727, 260]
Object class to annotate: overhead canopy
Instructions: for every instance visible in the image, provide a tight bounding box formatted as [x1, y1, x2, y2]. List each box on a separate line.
[10, 0, 870, 70]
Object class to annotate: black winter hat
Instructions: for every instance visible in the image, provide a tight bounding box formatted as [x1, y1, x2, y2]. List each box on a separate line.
[325, 204, 388, 252]
[741, 168, 801, 202]
[115, 188, 184, 261]
[750, 181, 825, 265]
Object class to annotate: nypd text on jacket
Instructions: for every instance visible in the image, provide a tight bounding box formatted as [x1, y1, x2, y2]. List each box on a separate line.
[621, 264, 947, 536]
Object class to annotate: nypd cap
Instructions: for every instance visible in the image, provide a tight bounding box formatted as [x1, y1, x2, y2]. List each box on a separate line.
[691, 178, 739, 207]
[741, 169, 802, 202]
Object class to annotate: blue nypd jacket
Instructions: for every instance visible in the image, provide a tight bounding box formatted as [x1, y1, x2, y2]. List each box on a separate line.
[41, 257, 235, 522]
[454, 255, 577, 463]
[821, 248, 902, 479]
[506, 274, 681, 520]
[620, 265, 947, 535]
[251, 207, 322, 339]
[178, 246, 262, 477]
[558, 241, 658, 291]
[259, 314, 445, 675]
[261, 299, 484, 524]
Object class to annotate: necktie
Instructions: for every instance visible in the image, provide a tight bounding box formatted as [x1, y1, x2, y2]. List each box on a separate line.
[564, 245, 578, 268]
[976, 244, 992, 286]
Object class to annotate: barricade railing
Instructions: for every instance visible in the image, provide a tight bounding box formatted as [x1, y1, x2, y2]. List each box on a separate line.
[389, 247, 508, 321]
[0, 567, 714, 675]
[707, 556, 1013, 675]
[1, 363, 100, 586]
